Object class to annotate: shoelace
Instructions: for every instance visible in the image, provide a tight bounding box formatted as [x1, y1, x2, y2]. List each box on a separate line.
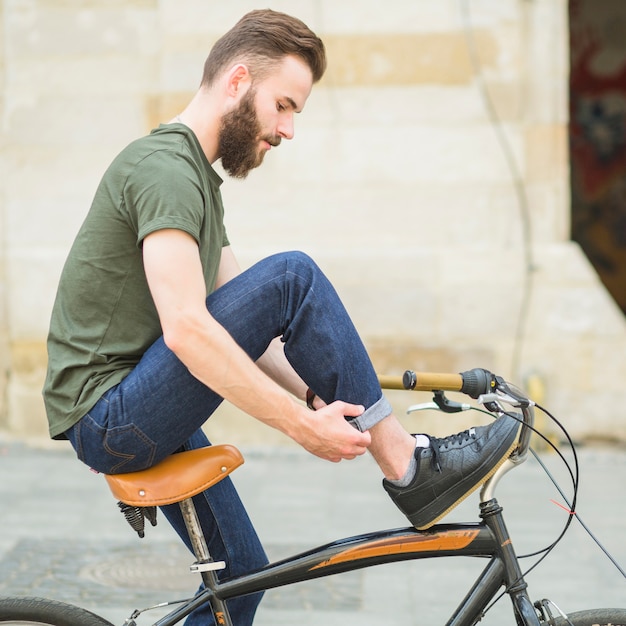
[419, 429, 477, 473]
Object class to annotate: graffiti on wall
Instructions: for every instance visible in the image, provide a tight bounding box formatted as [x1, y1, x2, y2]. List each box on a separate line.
[569, 0, 626, 313]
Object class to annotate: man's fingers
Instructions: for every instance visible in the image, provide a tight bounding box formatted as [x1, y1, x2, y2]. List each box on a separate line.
[300, 401, 374, 462]
[338, 430, 371, 460]
[336, 401, 365, 419]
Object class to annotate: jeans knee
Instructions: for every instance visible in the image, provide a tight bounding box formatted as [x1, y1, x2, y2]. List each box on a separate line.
[278, 250, 321, 280]
[280, 249, 314, 266]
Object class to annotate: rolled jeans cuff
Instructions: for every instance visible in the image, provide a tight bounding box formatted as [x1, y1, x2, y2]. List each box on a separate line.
[349, 395, 393, 432]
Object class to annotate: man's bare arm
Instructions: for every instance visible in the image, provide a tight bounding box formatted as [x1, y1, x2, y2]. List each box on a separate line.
[142, 230, 370, 461]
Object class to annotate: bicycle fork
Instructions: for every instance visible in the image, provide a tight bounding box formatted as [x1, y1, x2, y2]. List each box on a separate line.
[447, 498, 541, 626]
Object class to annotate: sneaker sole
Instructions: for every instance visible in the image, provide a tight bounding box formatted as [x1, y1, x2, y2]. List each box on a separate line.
[414, 422, 521, 530]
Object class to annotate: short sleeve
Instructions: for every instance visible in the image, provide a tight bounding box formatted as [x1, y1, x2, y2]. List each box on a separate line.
[123, 150, 207, 247]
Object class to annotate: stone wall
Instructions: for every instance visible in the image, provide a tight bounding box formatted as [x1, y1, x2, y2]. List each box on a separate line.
[1, 0, 625, 447]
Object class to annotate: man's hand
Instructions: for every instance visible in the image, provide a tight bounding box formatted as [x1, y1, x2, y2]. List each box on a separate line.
[288, 401, 372, 462]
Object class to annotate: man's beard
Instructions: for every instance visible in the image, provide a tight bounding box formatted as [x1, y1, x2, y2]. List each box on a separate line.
[218, 89, 280, 179]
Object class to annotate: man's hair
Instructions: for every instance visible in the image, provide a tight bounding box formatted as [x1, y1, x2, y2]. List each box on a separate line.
[201, 9, 327, 87]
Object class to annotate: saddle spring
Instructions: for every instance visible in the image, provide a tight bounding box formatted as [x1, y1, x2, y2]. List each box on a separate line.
[117, 501, 158, 538]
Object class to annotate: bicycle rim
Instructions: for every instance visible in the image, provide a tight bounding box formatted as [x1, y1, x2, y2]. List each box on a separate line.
[0, 597, 114, 626]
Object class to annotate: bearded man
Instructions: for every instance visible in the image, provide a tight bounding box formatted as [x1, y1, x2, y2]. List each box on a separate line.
[43, 9, 520, 626]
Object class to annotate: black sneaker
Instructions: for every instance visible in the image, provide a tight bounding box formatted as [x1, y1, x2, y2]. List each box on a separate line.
[383, 416, 521, 530]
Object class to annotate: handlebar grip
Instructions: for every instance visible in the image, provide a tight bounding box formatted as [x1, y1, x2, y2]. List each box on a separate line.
[378, 372, 463, 392]
[377, 375, 409, 390]
[378, 368, 494, 399]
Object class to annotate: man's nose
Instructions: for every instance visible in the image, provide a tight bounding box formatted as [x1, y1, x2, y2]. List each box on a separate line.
[277, 114, 294, 140]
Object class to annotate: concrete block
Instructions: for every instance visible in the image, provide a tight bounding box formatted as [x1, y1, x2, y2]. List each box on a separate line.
[272, 123, 523, 185]
[5, 3, 158, 59]
[590, 337, 626, 392]
[4, 147, 121, 247]
[525, 124, 569, 184]
[304, 85, 487, 126]
[157, 1, 317, 36]
[7, 378, 49, 439]
[525, 181, 571, 243]
[317, 1, 459, 33]
[4, 95, 144, 148]
[7, 341, 48, 439]
[529, 284, 625, 337]
[158, 48, 206, 92]
[6, 57, 157, 97]
[323, 31, 496, 87]
[7, 251, 64, 338]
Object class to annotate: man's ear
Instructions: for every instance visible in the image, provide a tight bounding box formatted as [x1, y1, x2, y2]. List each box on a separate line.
[225, 63, 251, 98]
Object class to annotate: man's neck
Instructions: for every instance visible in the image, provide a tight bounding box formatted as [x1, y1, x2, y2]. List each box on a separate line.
[173, 88, 223, 164]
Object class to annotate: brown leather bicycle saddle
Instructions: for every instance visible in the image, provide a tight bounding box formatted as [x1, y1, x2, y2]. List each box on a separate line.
[104, 445, 244, 507]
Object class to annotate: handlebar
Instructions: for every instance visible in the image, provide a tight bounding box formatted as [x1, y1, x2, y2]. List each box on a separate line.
[378, 367, 535, 476]
[378, 367, 495, 399]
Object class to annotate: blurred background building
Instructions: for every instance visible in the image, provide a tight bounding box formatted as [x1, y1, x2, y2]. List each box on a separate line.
[1, 0, 625, 446]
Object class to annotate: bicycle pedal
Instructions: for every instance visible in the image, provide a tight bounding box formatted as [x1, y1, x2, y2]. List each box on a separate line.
[190, 560, 226, 573]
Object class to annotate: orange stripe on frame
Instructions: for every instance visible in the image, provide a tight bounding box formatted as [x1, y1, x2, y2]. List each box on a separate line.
[310, 529, 480, 571]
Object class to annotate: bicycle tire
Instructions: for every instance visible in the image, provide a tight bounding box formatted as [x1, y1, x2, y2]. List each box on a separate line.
[550, 608, 626, 625]
[0, 597, 114, 626]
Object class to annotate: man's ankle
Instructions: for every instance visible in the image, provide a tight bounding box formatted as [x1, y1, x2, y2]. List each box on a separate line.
[367, 415, 417, 480]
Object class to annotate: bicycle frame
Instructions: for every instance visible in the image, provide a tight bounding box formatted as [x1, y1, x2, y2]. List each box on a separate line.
[152, 497, 539, 626]
[132, 377, 542, 626]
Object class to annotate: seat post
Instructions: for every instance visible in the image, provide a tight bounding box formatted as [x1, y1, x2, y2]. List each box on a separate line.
[179, 497, 232, 624]
[179, 497, 225, 587]
[180, 497, 211, 564]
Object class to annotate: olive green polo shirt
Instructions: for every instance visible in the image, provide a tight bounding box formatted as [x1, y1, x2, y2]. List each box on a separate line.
[43, 124, 228, 439]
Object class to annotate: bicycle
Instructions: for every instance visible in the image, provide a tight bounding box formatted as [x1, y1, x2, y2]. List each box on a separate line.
[0, 367, 624, 625]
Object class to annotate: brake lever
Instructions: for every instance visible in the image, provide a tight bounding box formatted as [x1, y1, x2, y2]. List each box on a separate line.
[477, 392, 535, 409]
[433, 390, 471, 413]
[406, 402, 438, 414]
[407, 390, 471, 414]
[492, 376, 534, 408]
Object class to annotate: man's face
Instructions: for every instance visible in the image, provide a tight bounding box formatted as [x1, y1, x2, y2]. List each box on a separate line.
[218, 55, 313, 179]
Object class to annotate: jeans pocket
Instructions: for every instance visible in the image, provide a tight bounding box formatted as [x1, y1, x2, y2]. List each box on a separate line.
[70, 414, 157, 474]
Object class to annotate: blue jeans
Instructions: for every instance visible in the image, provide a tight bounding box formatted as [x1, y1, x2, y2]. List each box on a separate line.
[65, 251, 392, 625]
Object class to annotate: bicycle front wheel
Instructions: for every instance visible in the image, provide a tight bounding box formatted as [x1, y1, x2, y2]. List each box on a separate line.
[550, 608, 626, 625]
[0, 597, 114, 626]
